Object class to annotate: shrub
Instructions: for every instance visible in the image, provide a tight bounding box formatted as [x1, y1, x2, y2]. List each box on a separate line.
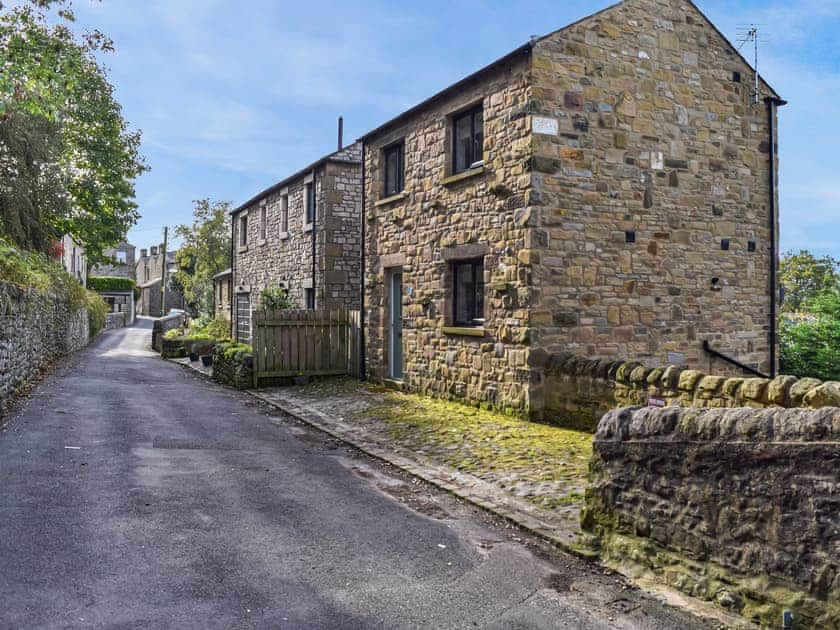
[163, 316, 231, 341]
[88, 276, 136, 292]
[87, 292, 108, 338]
[259, 286, 296, 310]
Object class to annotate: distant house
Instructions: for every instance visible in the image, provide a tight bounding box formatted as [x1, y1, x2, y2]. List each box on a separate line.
[213, 268, 232, 323]
[360, 0, 784, 418]
[59, 235, 87, 286]
[230, 141, 362, 342]
[135, 245, 185, 316]
[90, 242, 136, 281]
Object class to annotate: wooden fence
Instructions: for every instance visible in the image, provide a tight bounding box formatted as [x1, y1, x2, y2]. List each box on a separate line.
[251, 309, 360, 387]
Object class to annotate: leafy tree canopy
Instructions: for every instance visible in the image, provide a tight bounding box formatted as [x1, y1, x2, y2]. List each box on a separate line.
[780, 286, 840, 381]
[0, 0, 147, 262]
[780, 250, 840, 313]
[174, 199, 231, 318]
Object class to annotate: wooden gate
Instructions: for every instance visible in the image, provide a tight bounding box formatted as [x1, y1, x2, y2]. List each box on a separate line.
[252, 309, 360, 387]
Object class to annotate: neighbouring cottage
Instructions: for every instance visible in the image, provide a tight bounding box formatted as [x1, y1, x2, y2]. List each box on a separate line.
[90, 242, 137, 281]
[230, 140, 362, 343]
[58, 235, 87, 286]
[135, 245, 185, 316]
[213, 268, 232, 323]
[361, 0, 784, 419]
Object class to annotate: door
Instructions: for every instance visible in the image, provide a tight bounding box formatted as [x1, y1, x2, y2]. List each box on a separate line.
[389, 271, 403, 380]
[235, 293, 251, 343]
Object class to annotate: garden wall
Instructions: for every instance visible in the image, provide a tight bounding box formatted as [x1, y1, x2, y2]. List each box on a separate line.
[212, 343, 253, 390]
[0, 281, 89, 406]
[543, 352, 840, 431]
[151, 313, 183, 352]
[582, 406, 839, 628]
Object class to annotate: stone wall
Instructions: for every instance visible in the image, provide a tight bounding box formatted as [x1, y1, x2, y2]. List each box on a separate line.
[212, 344, 254, 390]
[544, 351, 840, 430]
[0, 281, 89, 406]
[529, 0, 780, 407]
[151, 313, 184, 352]
[232, 142, 362, 340]
[363, 52, 536, 413]
[583, 406, 839, 628]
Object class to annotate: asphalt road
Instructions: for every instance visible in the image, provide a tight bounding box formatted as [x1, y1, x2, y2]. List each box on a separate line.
[0, 320, 710, 629]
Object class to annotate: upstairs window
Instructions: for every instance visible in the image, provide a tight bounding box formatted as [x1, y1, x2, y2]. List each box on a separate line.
[116, 251, 127, 264]
[384, 141, 405, 196]
[452, 258, 484, 326]
[239, 214, 248, 247]
[259, 204, 267, 241]
[453, 105, 484, 174]
[305, 182, 315, 225]
[280, 195, 289, 233]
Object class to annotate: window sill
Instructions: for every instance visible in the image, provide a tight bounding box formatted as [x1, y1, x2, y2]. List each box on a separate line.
[237, 245, 248, 253]
[279, 231, 289, 240]
[258, 238, 267, 247]
[303, 224, 314, 233]
[374, 191, 407, 207]
[442, 326, 485, 337]
[441, 165, 485, 187]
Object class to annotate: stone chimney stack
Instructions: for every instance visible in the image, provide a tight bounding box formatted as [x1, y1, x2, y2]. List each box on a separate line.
[159, 243, 165, 254]
[140, 248, 147, 258]
[150, 246, 158, 256]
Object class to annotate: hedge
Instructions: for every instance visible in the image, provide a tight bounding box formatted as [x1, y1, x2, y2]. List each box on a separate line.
[88, 276, 136, 292]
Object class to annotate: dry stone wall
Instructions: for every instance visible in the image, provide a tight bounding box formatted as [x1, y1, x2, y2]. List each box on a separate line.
[528, 0, 779, 403]
[544, 351, 840, 430]
[583, 406, 840, 628]
[0, 281, 89, 406]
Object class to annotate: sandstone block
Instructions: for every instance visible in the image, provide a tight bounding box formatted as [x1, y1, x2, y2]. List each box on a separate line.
[803, 382, 840, 409]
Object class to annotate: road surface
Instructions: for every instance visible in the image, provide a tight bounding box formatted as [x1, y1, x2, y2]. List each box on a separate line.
[0, 320, 709, 629]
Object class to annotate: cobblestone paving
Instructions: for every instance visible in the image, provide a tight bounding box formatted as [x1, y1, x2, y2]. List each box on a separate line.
[255, 377, 592, 537]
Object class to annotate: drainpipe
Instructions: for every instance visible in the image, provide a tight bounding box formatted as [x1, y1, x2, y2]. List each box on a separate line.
[230, 211, 236, 339]
[312, 171, 317, 309]
[765, 95, 787, 378]
[359, 141, 366, 381]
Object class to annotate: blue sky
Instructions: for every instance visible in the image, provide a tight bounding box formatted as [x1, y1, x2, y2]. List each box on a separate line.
[61, 0, 840, 256]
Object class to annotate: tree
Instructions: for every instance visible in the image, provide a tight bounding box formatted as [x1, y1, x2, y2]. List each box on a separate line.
[0, 0, 147, 261]
[780, 285, 840, 381]
[779, 250, 840, 312]
[174, 199, 232, 317]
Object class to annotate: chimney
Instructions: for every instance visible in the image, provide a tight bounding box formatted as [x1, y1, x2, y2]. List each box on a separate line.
[337, 116, 343, 151]
[159, 242, 165, 253]
[150, 246, 158, 256]
[140, 248, 147, 258]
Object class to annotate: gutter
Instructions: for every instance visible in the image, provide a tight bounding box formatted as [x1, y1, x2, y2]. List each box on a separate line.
[765, 95, 787, 378]
[359, 141, 366, 381]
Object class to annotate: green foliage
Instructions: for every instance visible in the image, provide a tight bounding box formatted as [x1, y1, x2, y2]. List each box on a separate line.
[0, 0, 147, 261]
[87, 276, 136, 292]
[780, 250, 839, 312]
[259, 285, 297, 310]
[215, 341, 253, 361]
[0, 236, 108, 336]
[174, 199, 231, 317]
[780, 287, 840, 381]
[163, 317, 231, 341]
[86, 292, 107, 338]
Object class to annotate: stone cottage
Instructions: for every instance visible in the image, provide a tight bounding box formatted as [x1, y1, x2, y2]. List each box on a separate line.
[90, 242, 136, 281]
[135, 245, 185, 316]
[230, 142, 362, 343]
[361, 0, 784, 419]
[213, 268, 232, 323]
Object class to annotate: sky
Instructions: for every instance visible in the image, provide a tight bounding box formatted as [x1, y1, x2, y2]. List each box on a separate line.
[52, 0, 840, 256]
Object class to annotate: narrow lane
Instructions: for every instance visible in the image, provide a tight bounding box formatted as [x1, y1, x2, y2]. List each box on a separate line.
[0, 321, 708, 629]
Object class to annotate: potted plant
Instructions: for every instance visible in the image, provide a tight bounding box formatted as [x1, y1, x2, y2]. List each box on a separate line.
[200, 354, 213, 367]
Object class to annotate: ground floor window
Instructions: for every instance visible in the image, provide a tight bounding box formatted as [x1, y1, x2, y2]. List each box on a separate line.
[452, 258, 484, 326]
[304, 288, 315, 310]
[235, 293, 251, 342]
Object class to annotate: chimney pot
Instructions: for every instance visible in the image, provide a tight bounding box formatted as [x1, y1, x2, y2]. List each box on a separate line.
[140, 249, 147, 258]
[150, 246, 158, 256]
[338, 116, 344, 151]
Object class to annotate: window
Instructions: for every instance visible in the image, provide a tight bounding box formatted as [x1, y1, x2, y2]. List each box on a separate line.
[384, 142, 404, 196]
[305, 288, 315, 310]
[305, 182, 315, 225]
[280, 195, 289, 234]
[116, 251, 127, 264]
[239, 214, 248, 247]
[452, 105, 484, 174]
[452, 258, 484, 326]
[259, 204, 267, 241]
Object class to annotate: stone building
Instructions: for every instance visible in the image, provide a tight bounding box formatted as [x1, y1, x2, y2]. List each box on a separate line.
[135, 245, 185, 316]
[90, 242, 136, 281]
[230, 142, 362, 342]
[213, 268, 232, 323]
[361, 0, 784, 419]
[59, 235, 87, 286]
